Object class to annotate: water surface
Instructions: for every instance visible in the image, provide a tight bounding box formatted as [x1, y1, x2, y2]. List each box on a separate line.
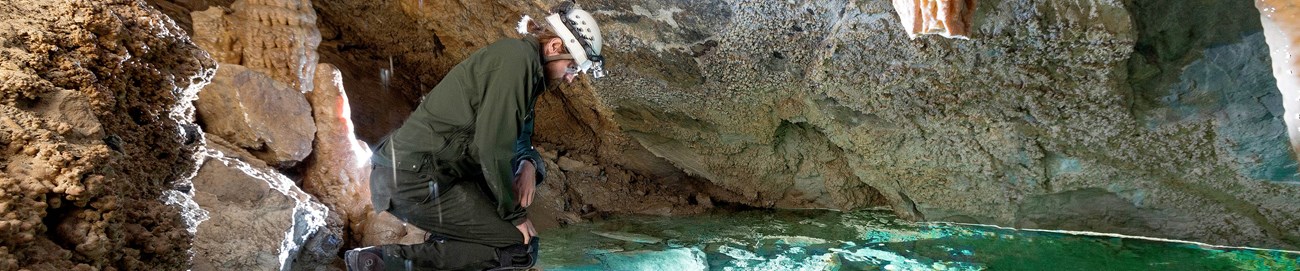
[538, 209, 1299, 270]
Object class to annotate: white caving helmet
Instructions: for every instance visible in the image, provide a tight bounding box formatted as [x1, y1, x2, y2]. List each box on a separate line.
[543, 2, 606, 79]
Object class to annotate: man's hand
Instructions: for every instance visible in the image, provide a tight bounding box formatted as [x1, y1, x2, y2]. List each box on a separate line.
[516, 219, 538, 244]
[512, 160, 537, 208]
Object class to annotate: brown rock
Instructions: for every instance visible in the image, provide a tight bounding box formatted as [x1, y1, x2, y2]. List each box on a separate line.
[0, 0, 217, 269]
[191, 7, 239, 66]
[302, 63, 402, 246]
[528, 153, 583, 231]
[196, 64, 316, 167]
[190, 0, 321, 94]
[192, 139, 339, 270]
[556, 156, 599, 173]
[358, 211, 429, 247]
[30, 89, 104, 140]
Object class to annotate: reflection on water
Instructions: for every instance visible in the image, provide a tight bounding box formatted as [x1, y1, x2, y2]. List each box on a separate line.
[538, 209, 1299, 271]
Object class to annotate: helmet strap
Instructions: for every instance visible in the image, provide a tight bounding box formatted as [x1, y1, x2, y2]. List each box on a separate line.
[544, 54, 574, 63]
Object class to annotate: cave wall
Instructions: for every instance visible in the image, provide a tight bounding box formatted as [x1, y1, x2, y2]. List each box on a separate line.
[0, 0, 216, 269]
[583, 0, 1300, 249]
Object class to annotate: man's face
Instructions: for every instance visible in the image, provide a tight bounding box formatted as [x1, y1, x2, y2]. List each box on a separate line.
[545, 59, 577, 84]
[542, 37, 579, 84]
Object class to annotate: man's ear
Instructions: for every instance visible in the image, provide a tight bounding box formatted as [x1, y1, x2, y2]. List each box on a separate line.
[544, 38, 565, 56]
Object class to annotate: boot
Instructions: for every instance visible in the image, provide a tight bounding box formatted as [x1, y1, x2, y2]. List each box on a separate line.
[487, 237, 540, 271]
[345, 246, 385, 271]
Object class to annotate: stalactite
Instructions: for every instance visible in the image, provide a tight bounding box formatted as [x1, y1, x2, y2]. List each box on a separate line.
[192, 0, 321, 93]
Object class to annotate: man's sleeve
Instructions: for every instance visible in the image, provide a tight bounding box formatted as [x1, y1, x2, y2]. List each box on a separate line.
[474, 57, 537, 225]
[511, 108, 547, 185]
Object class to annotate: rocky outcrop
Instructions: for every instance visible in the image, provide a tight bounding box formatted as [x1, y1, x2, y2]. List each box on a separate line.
[892, 0, 977, 39]
[531, 146, 730, 221]
[0, 0, 216, 269]
[191, 0, 321, 94]
[147, 0, 236, 35]
[195, 64, 316, 167]
[193, 135, 339, 271]
[187, 0, 321, 168]
[1257, 0, 1300, 159]
[302, 63, 367, 230]
[587, 0, 1300, 249]
[532, 80, 739, 220]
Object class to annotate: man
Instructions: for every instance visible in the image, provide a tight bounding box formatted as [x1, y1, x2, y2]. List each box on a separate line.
[345, 2, 604, 270]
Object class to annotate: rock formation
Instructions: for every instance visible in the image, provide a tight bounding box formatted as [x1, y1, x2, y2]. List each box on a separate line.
[586, 0, 1300, 249]
[1257, 0, 1300, 160]
[191, 0, 322, 94]
[892, 0, 978, 39]
[532, 81, 741, 220]
[0, 0, 216, 269]
[192, 136, 339, 270]
[356, 212, 430, 247]
[302, 63, 368, 237]
[181, 2, 345, 266]
[195, 64, 316, 167]
[181, 0, 328, 169]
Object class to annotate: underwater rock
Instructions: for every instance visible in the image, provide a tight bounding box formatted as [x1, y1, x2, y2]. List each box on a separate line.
[1014, 188, 1159, 234]
[0, 0, 216, 269]
[195, 64, 316, 167]
[593, 231, 665, 244]
[592, 248, 708, 271]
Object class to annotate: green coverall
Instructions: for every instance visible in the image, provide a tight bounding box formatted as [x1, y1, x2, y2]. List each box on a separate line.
[369, 36, 548, 270]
